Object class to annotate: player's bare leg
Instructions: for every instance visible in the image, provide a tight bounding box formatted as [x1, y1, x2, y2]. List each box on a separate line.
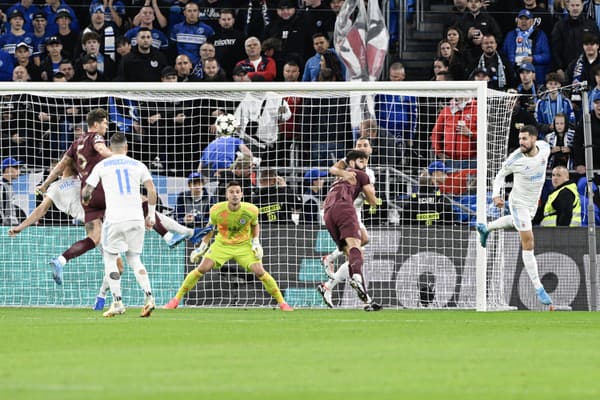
[164, 257, 214, 309]
[250, 262, 293, 311]
[50, 218, 102, 285]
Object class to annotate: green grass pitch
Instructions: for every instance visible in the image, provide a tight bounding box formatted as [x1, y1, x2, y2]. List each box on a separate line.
[1, 308, 599, 400]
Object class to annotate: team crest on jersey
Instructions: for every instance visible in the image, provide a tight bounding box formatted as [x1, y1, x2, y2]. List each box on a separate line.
[239, 218, 246, 225]
[151, 60, 158, 68]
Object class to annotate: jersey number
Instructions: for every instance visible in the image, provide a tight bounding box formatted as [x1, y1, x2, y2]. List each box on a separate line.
[115, 169, 131, 195]
[76, 144, 88, 171]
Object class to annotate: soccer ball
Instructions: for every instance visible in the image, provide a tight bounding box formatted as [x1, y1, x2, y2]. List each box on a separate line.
[215, 113, 240, 136]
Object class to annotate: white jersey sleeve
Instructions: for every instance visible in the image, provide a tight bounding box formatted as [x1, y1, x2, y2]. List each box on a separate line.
[45, 177, 84, 222]
[94, 155, 153, 223]
[354, 167, 375, 209]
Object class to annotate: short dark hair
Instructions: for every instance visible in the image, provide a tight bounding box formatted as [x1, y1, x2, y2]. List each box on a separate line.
[86, 108, 109, 127]
[82, 31, 101, 44]
[346, 150, 368, 162]
[520, 124, 538, 137]
[137, 27, 152, 36]
[227, 180, 241, 189]
[545, 72, 563, 84]
[220, 8, 235, 17]
[312, 32, 328, 41]
[284, 60, 299, 68]
[110, 132, 127, 146]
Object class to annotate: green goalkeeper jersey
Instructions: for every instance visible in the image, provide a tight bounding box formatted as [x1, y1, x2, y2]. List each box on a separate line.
[209, 201, 259, 245]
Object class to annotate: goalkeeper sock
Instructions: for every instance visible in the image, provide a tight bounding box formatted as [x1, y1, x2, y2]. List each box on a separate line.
[487, 215, 514, 231]
[175, 269, 202, 300]
[326, 261, 349, 290]
[63, 237, 96, 262]
[259, 272, 285, 304]
[522, 250, 543, 290]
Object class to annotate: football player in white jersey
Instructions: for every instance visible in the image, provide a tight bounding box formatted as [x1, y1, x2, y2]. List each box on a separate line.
[476, 125, 553, 307]
[318, 137, 380, 308]
[83, 133, 158, 318]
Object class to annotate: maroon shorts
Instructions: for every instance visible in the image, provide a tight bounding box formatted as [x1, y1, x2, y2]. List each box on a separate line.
[324, 205, 362, 250]
[83, 183, 106, 223]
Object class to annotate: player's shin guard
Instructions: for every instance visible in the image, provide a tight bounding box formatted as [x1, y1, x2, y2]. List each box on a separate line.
[127, 253, 152, 297]
[175, 269, 202, 300]
[327, 261, 349, 290]
[259, 272, 285, 304]
[103, 252, 122, 301]
[63, 237, 96, 262]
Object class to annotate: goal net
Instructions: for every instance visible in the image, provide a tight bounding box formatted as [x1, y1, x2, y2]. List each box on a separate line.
[0, 81, 517, 310]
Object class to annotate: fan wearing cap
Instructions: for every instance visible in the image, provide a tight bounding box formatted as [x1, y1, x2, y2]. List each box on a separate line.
[78, 31, 117, 80]
[515, 61, 540, 113]
[269, 0, 309, 62]
[534, 72, 575, 135]
[88, 0, 127, 29]
[52, 9, 78, 60]
[0, 9, 34, 55]
[80, 3, 119, 62]
[79, 53, 104, 81]
[41, 0, 78, 37]
[501, 8, 550, 85]
[4, 1, 42, 33]
[39, 35, 63, 80]
[174, 172, 215, 227]
[427, 160, 476, 196]
[14, 41, 41, 81]
[0, 157, 25, 226]
[302, 168, 327, 224]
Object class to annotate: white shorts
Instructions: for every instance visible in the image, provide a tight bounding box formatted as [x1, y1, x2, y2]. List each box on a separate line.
[509, 205, 536, 232]
[356, 208, 366, 231]
[102, 220, 145, 254]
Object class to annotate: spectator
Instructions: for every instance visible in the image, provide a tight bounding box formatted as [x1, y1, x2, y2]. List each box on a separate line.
[77, 31, 117, 80]
[261, 37, 286, 81]
[80, 4, 119, 62]
[88, 0, 128, 30]
[551, 0, 599, 80]
[399, 169, 455, 225]
[457, 0, 503, 45]
[29, 11, 49, 63]
[42, 0, 78, 36]
[14, 42, 41, 81]
[573, 91, 600, 174]
[501, 8, 551, 85]
[584, 0, 600, 31]
[358, 119, 402, 169]
[303, 33, 344, 81]
[232, 64, 251, 82]
[170, 2, 215, 66]
[213, 9, 246, 79]
[535, 72, 575, 135]
[78, 53, 104, 81]
[235, 0, 275, 41]
[464, 26, 484, 63]
[124, 6, 169, 53]
[567, 32, 600, 95]
[0, 9, 34, 56]
[437, 37, 467, 80]
[117, 27, 167, 81]
[0, 157, 26, 226]
[472, 32, 515, 90]
[533, 165, 582, 226]
[198, 0, 229, 31]
[57, 58, 74, 81]
[444, 0, 469, 33]
[268, 0, 308, 64]
[53, 9, 78, 60]
[214, 152, 257, 201]
[445, 25, 466, 52]
[432, 57, 449, 79]
[303, 0, 336, 41]
[198, 114, 254, 177]
[132, 0, 167, 30]
[515, 62, 540, 114]
[115, 35, 131, 64]
[174, 53, 197, 81]
[4, 0, 41, 34]
[279, 60, 302, 167]
[12, 64, 30, 81]
[174, 172, 215, 227]
[253, 168, 302, 224]
[588, 64, 600, 111]
[201, 57, 227, 81]
[545, 112, 575, 169]
[190, 41, 216, 80]
[302, 168, 327, 224]
[506, 88, 539, 154]
[427, 160, 476, 196]
[319, 50, 345, 81]
[522, 0, 554, 39]
[470, 66, 491, 84]
[431, 97, 478, 170]
[235, 36, 276, 81]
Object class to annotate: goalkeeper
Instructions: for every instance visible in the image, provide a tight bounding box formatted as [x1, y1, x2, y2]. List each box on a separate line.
[164, 181, 293, 311]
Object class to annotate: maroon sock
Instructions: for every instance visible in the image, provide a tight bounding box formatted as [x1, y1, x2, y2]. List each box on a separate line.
[62, 237, 96, 262]
[348, 247, 363, 277]
[142, 201, 167, 236]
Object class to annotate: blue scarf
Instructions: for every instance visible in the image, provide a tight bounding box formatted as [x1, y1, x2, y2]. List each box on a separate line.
[572, 53, 585, 85]
[540, 93, 565, 124]
[515, 25, 535, 66]
[477, 52, 506, 89]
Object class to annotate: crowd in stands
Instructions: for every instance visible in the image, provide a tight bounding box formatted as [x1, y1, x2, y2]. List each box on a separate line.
[1, 0, 600, 227]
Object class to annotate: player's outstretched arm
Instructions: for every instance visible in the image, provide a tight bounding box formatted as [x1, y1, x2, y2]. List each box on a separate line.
[37, 155, 72, 193]
[8, 197, 54, 237]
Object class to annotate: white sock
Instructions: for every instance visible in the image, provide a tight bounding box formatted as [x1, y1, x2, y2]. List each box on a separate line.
[57, 255, 67, 266]
[157, 212, 193, 236]
[522, 250, 543, 290]
[487, 215, 514, 231]
[127, 253, 152, 296]
[97, 275, 110, 298]
[103, 252, 122, 300]
[163, 232, 174, 243]
[326, 248, 344, 264]
[326, 261, 349, 290]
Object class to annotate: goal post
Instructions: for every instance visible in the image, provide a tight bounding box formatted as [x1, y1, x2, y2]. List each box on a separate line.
[0, 81, 517, 310]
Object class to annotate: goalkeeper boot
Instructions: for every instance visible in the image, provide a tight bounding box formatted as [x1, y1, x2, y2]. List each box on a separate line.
[49, 257, 63, 285]
[167, 232, 191, 249]
[321, 255, 335, 279]
[349, 274, 369, 304]
[189, 225, 214, 246]
[279, 302, 294, 312]
[317, 283, 334, 308]
[103, 301, 126, 318]
[93, 296, 106, 311]
[536, 287, 553, 306]
[476, 223, 490, 248]
[140, 296, 156, 318]
[164, 297, 180, 309]
[364, 301, 383, 312]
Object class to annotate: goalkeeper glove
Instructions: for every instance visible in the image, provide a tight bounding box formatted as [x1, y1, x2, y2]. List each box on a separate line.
[251, 238, 263, 259]
[189, 241, 209, 264]
[368, 198, 383, 215]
